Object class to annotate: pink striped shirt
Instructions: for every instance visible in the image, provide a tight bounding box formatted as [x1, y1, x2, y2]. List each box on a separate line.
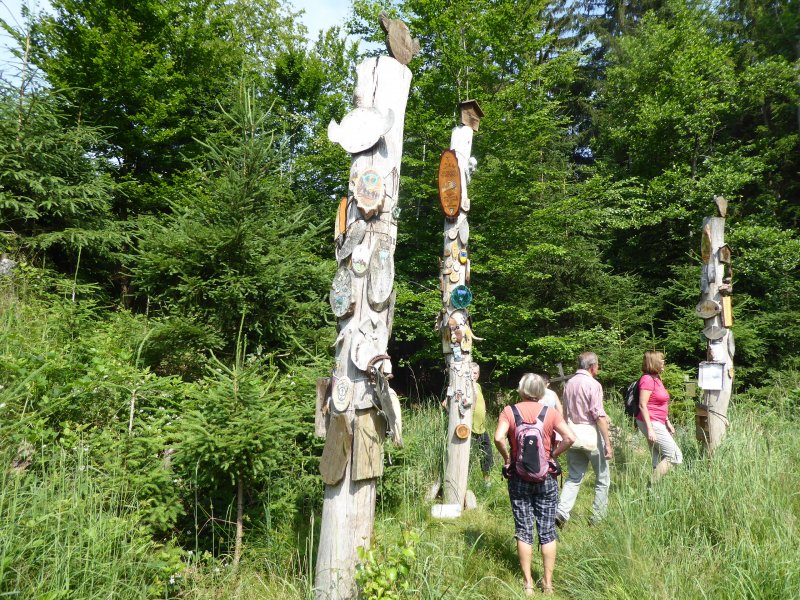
[563, 369, 606, 425]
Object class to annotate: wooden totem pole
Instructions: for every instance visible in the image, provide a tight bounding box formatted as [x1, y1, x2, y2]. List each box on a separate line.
[695, 195, 734, 454]
[432, 101, 483, 515]
[314, 15, 417, 600]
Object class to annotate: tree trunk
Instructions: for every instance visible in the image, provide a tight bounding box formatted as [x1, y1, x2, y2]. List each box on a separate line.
[234, 470, 244, 566]
[696, 199, 734, 454]
[440, 124, 476, 509]
[315, 56, 412, 600]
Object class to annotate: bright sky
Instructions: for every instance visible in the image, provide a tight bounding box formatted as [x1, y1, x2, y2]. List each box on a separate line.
[0, 0, 352, 75]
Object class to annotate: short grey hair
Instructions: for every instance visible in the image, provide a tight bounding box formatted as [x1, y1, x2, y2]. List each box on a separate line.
[517, 373, 546, 401]
[578, 352, 598, 370]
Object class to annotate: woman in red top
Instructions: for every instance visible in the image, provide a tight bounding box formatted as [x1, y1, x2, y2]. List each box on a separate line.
[636, 351, 683, 480]
[494, 373, 575, 596]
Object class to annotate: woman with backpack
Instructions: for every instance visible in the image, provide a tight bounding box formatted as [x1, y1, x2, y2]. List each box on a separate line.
[637, 351, 683, 480]
[494, 373, 575, 596]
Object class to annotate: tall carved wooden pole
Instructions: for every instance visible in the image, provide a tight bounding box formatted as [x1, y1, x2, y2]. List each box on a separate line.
[433, 101, 483, 513]
[695, 195, 734, 454]
[314, 15, 417, 600]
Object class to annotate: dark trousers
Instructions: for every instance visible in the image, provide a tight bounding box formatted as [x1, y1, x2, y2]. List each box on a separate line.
[472, 431, 494, 474]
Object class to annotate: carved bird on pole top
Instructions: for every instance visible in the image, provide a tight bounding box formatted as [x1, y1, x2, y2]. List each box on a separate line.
[378, 12, 420, 65]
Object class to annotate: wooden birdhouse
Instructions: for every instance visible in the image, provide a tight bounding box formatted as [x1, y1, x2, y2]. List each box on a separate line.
[459, 100, 484, 132]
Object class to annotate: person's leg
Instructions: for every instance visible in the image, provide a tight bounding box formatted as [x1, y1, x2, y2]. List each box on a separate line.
[651, 421, 683, 481]
[589, 441, 610, 522]
[556, 448, 588, 521]
[517, 539, 534, 594]
[532, 477, 559, 592]
[540, 541, 556, 593]
[479, 431, 493, 480]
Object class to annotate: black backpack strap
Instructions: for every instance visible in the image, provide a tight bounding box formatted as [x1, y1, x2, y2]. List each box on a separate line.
[510, 404, 524, 427]
[538, 405, 549, 423]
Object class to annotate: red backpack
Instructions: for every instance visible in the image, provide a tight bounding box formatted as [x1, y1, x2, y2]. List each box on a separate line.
[511, 404, 550, 483]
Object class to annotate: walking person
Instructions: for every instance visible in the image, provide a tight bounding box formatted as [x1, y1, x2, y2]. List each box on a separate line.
[495, 373, 575, 596]
[556, 352, 613, 526]
[470, 363, 493, 485]
[637, 351, 683, 480]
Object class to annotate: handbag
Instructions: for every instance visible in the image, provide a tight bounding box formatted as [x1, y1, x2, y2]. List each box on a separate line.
[568, 420, 598, 452]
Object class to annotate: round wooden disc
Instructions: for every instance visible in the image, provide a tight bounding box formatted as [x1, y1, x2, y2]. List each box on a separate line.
[438, 149, 461, 219]
[354, 168, 385, 218]
[332, 376, 353, 412]
[695, 299, 721, 319]
[351, 242, 372, 276]
[330, 266, 354, 318]
[458, 219, 469, 244]
[455, 423, 470, 440]
[367, 239, 395, 307]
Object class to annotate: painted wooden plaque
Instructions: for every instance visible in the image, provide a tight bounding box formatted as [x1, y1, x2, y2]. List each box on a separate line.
[701, 224, 713, 263]
[337, 218, 366, 262]
[329, 266, 354, 318]
[354, 167, 385, 218]
[367, 239, 394, 308]
[319, 413, 353, 486]
[351, 317, 389, 371]
[332, 375, 354, 412]
[378, 12, 420, 65]
[695, 299, 721, 319]
[327, 106, 394, 154]
[352, 410, 385, 481]
[721, 296, 733, 327]
[438, 149, 462, 219]
[714, 195, 728, 218]
[703, 324, 727, 341]
[351, 241, 373, 276]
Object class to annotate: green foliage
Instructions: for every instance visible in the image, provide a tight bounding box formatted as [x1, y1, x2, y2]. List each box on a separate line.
[356, 529, 420, 600]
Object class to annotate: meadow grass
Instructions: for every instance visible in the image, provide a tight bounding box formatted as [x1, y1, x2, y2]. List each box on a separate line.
[0, 445, 173, 598]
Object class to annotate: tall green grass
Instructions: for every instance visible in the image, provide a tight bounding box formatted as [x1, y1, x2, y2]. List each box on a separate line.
[0, 446, 177, 598]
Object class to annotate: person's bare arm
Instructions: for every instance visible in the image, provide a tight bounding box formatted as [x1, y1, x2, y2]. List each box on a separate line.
[596, 416, 613, 460]
[639, 388, 656, 443]
[552, 420, 575, 458]
[494, 420, 510, 465]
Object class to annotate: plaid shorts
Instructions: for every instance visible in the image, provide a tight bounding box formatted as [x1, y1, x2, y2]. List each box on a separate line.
[508, 475, 559, 546]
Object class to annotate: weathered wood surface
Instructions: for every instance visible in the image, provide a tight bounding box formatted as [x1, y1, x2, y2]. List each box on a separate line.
[696, 205, 734, 454]
[315, 55, 412, 600]
[438, 149, 462, 218]
[438, 123, 477, 510]
[378, 12, 420, 65]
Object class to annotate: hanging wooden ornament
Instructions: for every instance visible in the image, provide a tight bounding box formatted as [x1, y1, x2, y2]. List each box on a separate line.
[714, 195, 728, 218]
[378, 11, 420, 65]
[721, 296, 733, 327]
[703, 324, 727, 341]
[701, 224, 713, 263]
[330, 266, 355, 318]
[449, 269, 460, 283]
[354, 167, 385, 218]
[337, 219, 367, 262]
[351, 241, 373, 276]
[438, 149, 461, 219]
[351, 317, 389, 371]
[455, 423, 470, 440]
[327, 106, 395, 154]
[695, 299, 721, 319]
[368, 238, 395, 308]
[451, 285, 472, 309]
[332, 376, 354, 412]
[458, 218, 469, 245]
[458, 249, 468, 264]
[335, 196, 347, 240]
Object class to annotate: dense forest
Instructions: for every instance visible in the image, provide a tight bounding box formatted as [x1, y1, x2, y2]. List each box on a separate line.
[1, 0, 798, 598]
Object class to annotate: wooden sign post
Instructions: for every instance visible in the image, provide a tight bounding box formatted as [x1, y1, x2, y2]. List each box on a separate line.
[314, 19, 416, 599]
[695, 196, 734, 454]
[432, 101, 482, 515]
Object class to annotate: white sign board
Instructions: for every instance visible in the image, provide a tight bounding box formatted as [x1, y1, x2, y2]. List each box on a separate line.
[698, 361, 724, 391]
